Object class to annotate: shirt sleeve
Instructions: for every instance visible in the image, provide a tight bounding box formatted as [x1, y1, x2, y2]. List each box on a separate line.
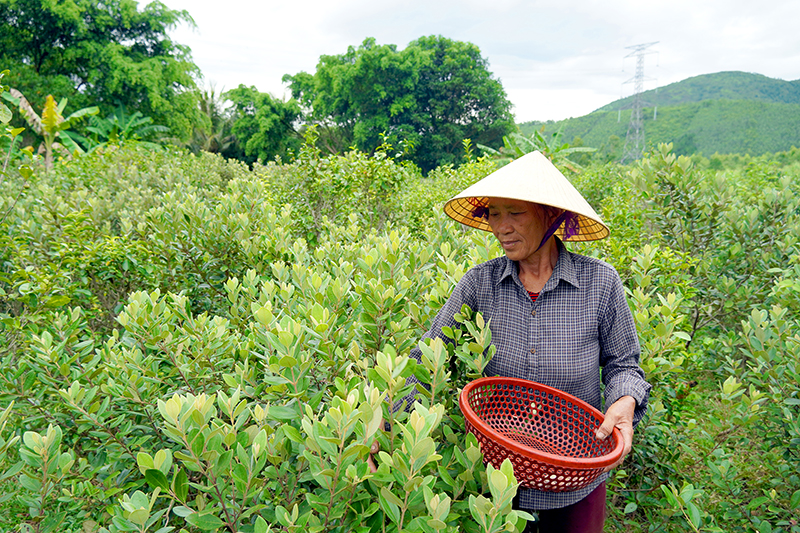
[598, 268, 652, 427]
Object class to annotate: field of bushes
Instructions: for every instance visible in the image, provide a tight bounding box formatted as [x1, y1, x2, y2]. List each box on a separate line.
[1, 135, 800, 532]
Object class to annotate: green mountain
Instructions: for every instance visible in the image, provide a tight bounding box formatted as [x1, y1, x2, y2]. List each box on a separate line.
[599, 71, 800, 110]
[518, 71, 800, 157]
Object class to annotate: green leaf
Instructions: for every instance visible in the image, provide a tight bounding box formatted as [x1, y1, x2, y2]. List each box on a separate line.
[361, 298, 379, 316]
[1, 461, 24, 481]
[437, 465, 456, 488]
[136, 452, 155, 472]
[490, 467, 508, 493]
[15, 164, 30, 179]
[231, 463, 248, 485]
[172, 468, 188, 502]
[58, 130, 86, 154]
[128, 509, 149, 527]
[279, 355, 298, 368]
[686, 502, 701, 528]
[275, 505, 291, 526]
[144, 469, 169, 491]
[268, 405, 298, 421]
[283, 424, 303, 444]
[62, 105, 99, 128]
[191, 432, 206, 457]
[378, 487, 401, 525]
[468, 342, 484, 354]
[661, 485, 679, 507]
[790, 489, 800, 510]
[624, 502, 637, 514]
[254, 516, 269, 533]
[263, 374, 289, 386]
[748, 496, 770, 509]
[427, 518, 446, 529]
[0, 103, 11, 124]
[0, 90, 18, 105]
[186, 511, 225, 530]
[19, 473, 41, 492]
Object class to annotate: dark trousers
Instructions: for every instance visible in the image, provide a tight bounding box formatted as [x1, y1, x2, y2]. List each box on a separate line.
[521, 483, 607, 533]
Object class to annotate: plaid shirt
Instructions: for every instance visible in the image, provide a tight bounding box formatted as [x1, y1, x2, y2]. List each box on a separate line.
[408, 239, 651, 510]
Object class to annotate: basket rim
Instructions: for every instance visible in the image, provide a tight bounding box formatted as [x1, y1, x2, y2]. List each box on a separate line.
[459, 376, 624, 470]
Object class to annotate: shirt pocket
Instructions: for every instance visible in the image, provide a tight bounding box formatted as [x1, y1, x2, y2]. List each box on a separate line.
[538, 320, 600, 392]
[484, 313, 530, 380]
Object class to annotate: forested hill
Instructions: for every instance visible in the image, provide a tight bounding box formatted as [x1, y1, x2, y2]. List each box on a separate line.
[519, 71, 800, 158]
[598, 71, 800, 111]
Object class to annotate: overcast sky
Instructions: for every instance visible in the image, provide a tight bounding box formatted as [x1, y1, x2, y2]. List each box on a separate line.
[159, 0, 800, 123]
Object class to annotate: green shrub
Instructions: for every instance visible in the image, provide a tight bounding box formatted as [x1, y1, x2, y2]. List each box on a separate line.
[3, 140, 800, 532]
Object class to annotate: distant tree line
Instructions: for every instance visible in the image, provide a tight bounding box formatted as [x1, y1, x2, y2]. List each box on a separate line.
[1, 0, 513, 172]
[0, 0, 201, 141]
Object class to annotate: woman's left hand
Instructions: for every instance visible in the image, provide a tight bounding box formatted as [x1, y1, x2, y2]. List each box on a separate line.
[595, 395, 636, 472]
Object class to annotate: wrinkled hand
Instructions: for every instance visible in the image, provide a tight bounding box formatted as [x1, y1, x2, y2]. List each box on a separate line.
[595, 395, 636, 472]
[367, 417, 387, 473]
[367, 439, 380, 473]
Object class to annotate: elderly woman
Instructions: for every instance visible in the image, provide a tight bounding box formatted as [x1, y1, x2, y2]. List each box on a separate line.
[401, 151, 651, 532]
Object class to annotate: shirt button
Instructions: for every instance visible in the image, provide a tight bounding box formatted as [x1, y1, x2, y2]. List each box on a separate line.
[531, 309, 536, 316]
[530, 348, 536, 354]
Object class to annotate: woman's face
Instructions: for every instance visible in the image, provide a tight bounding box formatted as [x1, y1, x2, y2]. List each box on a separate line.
[486, 198, 551, 262]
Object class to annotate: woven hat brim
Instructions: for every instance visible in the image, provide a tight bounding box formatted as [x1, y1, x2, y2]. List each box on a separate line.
[444, 197, 609, 241]
[443, 151, 609, 242]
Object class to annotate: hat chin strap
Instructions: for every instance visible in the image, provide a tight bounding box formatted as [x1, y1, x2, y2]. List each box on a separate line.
[535, 211, 580, 251]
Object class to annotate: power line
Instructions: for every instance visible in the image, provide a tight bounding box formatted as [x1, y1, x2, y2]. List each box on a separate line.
[620, 42, 658, 164]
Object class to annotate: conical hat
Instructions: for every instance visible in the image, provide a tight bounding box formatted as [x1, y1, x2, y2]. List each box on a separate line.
[443, 151, 609, 241]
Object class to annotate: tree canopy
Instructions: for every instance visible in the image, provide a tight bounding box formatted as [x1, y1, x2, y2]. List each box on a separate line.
[0, 0, 201, 140]
[224, 85, 302, 165]
[284, 36, 514, 172]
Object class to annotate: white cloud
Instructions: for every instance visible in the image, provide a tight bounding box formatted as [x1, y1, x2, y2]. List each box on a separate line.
[159, 0, 800, 122]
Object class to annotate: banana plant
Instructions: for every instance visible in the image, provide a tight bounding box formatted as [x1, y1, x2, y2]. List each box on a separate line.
[1, 89, 98, 170]
[82, 105, 170, 151]
[478, 125, 596, 173]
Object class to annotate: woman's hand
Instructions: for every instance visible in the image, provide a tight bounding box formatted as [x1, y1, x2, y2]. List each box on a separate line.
[595, 395, 636, 472]
[367, 439, 380, 473]
[367, 418, 387, 473]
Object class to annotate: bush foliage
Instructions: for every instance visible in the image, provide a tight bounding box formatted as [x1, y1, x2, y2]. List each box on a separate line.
[1, 139, 800, 533]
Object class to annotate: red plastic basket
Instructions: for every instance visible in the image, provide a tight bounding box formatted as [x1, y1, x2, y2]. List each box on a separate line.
[459, 377, 623, 492]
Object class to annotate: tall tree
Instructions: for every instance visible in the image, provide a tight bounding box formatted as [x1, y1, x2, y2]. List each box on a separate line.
[224, 85, 302, 165]
[0, 0, 201, 140]
[284, 36, 514, 173]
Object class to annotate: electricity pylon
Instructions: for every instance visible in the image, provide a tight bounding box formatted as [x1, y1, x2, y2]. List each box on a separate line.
[620, 42, 658, 164]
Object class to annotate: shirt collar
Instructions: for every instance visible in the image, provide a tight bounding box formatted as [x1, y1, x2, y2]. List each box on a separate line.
[496, 238, 580, 291]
